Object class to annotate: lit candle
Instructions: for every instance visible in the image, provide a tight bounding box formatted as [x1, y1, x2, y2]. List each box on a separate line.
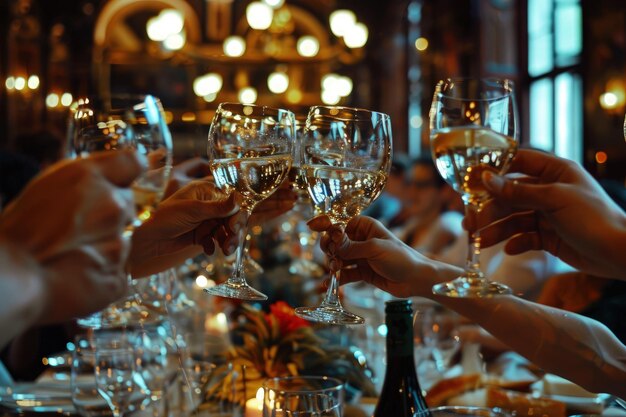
[244, 388, 264, 417]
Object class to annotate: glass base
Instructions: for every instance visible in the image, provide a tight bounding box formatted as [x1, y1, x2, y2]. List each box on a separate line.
[432, 277, 512, 298]
[204, 282, 268, 301]
[294, 305, 365, 325]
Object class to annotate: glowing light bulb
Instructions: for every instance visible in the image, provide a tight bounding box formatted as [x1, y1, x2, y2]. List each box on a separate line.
[163, 31, 185, 50]
[223, 36, 246, 57]
[61, 93, 73, 107]
[46, 93, 60, 108]
[193, 73, 223, 96]
[159, 9, 184, 34]
[329, 9, 356, 37]
[297, 36, 319, 57]
[246, 2, 273, 30]
[238, 87, 257, 104]
[336, 76, 353, 97]
[14, 76, 26, 91]
[344, 22, 368, 48]
[267, 72, 289, 94]
[321, 89, 341, 105]
[27, 75, 40, 89]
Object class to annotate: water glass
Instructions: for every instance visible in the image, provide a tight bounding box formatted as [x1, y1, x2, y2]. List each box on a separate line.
[262, 376, 344, 417]
[71, 336, 111, 417]
[94, 341, 136, 417]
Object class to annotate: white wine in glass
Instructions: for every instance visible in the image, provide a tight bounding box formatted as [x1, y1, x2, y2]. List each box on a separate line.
[206, 103, 295, 301]
[295, 106, 392, 325]
[429, 78, 518, 297]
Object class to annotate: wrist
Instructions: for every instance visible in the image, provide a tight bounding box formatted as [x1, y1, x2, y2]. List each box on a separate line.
[0, 237, 46, 334]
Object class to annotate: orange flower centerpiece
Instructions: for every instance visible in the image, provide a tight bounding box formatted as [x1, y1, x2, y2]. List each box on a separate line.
[206, 301, 376, 405]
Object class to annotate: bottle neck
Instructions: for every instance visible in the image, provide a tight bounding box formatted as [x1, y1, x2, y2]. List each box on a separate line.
[386, 313, 415, 358]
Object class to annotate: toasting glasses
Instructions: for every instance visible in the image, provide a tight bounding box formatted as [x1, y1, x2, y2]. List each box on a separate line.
[294, 106, 392, 325]
[69, 95, 173, 327]
[206, 103, 295, 301]
[429, 78, 518, 297]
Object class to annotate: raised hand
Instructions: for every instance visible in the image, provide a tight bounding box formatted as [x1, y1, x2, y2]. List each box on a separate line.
[0, 150, 144, 323]
[467, 149, 626, 279]
[307, 215, 460, 298]
[130, 179, 238, 277]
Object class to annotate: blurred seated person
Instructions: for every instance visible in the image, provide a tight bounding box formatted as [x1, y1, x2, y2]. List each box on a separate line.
[393, 157, 464, 258]
[363, 153, 409, 227]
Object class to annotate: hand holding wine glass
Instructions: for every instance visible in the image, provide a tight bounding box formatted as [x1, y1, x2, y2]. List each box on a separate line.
[429, 78, 518, 297]
[295, 106, 392, 325]
[69, 95, 173, 328]
[206, 103, 295, 301]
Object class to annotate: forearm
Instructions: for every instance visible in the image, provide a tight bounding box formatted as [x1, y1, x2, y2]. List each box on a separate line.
[0, 240, 45, 349]
[410, 261, 626, 396]
[428, 282, 626, 396]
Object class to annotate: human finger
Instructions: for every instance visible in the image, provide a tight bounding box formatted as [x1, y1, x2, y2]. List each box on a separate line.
[507, 149, 573, 180]
[478, 212, 537, 248]
[307, 215, 333, 232]
[482, 171, 563, 211]
[88, 149, 146, 187]
[345, 216, 392, 241]
[187, 192, 238, 221]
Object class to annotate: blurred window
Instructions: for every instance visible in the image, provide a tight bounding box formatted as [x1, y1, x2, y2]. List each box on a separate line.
[527, 0, 582, 162]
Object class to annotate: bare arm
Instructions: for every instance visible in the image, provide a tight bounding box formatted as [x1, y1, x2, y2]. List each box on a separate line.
[0, 240, 45, 348]
[438, 275, 626, 396]
[309, 215, 626, 397]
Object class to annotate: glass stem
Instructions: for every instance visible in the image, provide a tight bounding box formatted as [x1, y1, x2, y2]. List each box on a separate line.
[231, 208, 252, 284]
[320, 224, 344, 309]
[464, 202, 484, 279]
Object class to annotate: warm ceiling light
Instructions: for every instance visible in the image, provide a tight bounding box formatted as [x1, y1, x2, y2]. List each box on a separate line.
[46, 93, 60, 108]
[329, 9, 356, 37]
[5, 76, 15, 90]
[238, 87, 258, 104]
[267, 72, 289, 94]
[163, 31, 185, 50]
[193, 73, 223, 96]
[321, 89, 341, 105]
[147, 16, 168, 41]
[336, 76, 353, 97]
[223, 36, 246, 57]
[297, 36, 319, 57]
[14, 76, 26, 91]
[321, 74, 339, 92]
[27, 75, 40, 89]
[159, 9, 184, 34]
[247, 2, 273, 30]
[263, 0, 284, 8]
[61, 93, 73, 107]
[344, 22, 368, 48]
[599, 92, 619, 109]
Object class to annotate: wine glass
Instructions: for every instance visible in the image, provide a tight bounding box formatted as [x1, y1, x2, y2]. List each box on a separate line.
[287, 116, 324, 279]
[262, 376, 344, 417]
[94, 338, 137, 417]
[132, 329, 171, 417]
[429, 78, 518, 297]
[71, 336, 111, 417]
[294, 106, 392, 325]
[206, 103, 295, 301]
[69, 95, 173, 327]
